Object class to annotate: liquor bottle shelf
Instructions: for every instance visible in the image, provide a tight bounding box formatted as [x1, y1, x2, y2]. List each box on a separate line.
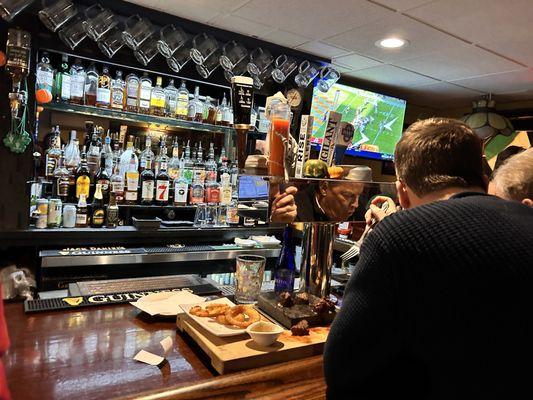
[44, 102, 235, 135]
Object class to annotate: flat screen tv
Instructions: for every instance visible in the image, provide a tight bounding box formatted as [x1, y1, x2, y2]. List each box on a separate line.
[309, 82, 407, 161]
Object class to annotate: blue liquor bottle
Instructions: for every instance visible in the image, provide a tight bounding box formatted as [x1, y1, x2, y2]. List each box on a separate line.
[274, 225, 296, 295]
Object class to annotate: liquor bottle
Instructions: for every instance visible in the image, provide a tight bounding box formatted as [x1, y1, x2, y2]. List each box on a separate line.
[54, 53, 70, 102]
[150, 76, 166, 116]
[107, 192, 119, 228]
[219, 173, 232, 205]
[182, 140, 194, 185]
[83, 120, 94, 149]
[138, 73, 152, 114]
[220, 93, 230, 126]
[202, 96, 209, 122]
[64, 130, 80, 196]
[175, 80, 189, 120]
[95, 153, 110, 203]
[124, 154, 139, 204]
[45, 129, 61, 178]
[36, 51, 54, 96]
[205, 97, 217, 124]
[125, 72, 140, 112]
[155, 161, 170, 205]
[192, 86, 203, 122]
[229, 160, 239, 197]
[217, 147, 229, 181]
[86, 132, 101, 178]
[167, 138, 180, 181]
[53, 150, 70, 202]
[91, 183, 105, 228]
[140, 157, 155, 205]
[75, 150, 91, 201]
[205, 142, 217, 182]
[111, 70, 125, 110]
[75, 193, 88, 227]
[101, 131, 114, 176]
[189, 174, 204, 204]
[215, 98, 223, 125]
[173, 169, 189, 206]
[274, 225, 296, 295]
[119, 139, 138, 179]
[110, 158, 125, 204]
[164, 78, 178, 117]
[154, 137, 168, 176]
[205, 179, 220, 203]
[69, 58, 86, 104]
[139, 136, 154, 172]
[96, 65, 111, 108]
[84, 62, 98, 106]
[227, 200, 240, 226]
[194, 142, 206, 183]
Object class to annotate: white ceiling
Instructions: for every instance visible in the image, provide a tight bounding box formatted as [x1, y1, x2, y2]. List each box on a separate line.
[126, 0, 533, 109]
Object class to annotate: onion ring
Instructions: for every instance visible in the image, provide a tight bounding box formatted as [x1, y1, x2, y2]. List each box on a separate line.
[189, 303, 230, 318]
[224, 305, 260, 328]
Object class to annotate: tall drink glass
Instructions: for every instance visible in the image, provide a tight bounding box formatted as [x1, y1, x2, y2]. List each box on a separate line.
[235, 255, 266, 304]
[268, 102, 290, 177]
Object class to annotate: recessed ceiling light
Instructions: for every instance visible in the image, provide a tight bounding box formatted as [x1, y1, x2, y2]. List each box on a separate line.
[376, 37, 409, 49]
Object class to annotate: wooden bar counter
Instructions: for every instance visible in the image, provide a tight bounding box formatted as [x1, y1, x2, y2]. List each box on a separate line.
[3, 302, 326, 400]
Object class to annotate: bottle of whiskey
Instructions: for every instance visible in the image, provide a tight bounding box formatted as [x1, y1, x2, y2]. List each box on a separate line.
[124, 154, 139, 204]
[111, 70, 125, 110]
[69, 58, 86, 104]
[110, 158, 125, 204]
[173, 169, 189, 206]
[101, 132, 114, 176]
[91, 183, 105, 228]
[45, 128, 61, 178]
[189, 174, 205, 204]
[138, 73, 152, 114]
[150, 76, 166, 116]
[107, 192, 119, 228]
[75, 193, 88, 227]
[219, 173, 232, 205]
[86, 132, 101, 179]
[140, 157, 155, 205]
[119, 139, 138, 179]
[75, 150, 91, 201]
[95, 153, 110, 203]
[176, 80, 189, 120]
[96, 65, 111, 108]
[155, 161, 170, 205]
[154, 137, 168, 176]
[125, 72, 140, 112]
[182, 140, 194, 185]
[164, 78, 178, 117]
[53, 150, 70, 202]
[84, 62, 98, 106]
[54, 54, 71, 102]
[194, 142, 206, 183]
[205, 142, 217, 182]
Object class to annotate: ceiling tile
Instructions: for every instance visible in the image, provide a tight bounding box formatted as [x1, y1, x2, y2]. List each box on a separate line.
[332, 53, 383, 71]
[450, 69, 533, 94]
[371, 0, 436, 11]
[395, 82, 484, 108]
[330, 63, 355, 74]
[324, 13, 464, 63]
[233, 0, 393, 40]
[345, 64, 439, 87]
[259, 29, 310, 48]
[125, 0, 220, 23]
[295, 41, 352, 59]
[208, 14, 275, 37]
[406, 0, 533, 66]
[395, 42, 525, 81]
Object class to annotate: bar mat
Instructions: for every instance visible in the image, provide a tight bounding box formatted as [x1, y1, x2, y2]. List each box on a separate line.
[24, 284, 221, 313]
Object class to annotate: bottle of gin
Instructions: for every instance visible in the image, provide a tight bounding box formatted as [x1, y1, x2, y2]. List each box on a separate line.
[111, 70, 125, 110]
[84, 62, 98, 106]
[182, 140, 194, 185]
[139, 136, 154, 172]
[54, 53, 70, 102]
[164, 78, 178, 117]
[138, 73, 152, 114]
[125, 72, 140, 112]
[36, 51, 54, 96]
[150, 76, 166, 116]
[175, 80, 189, 120]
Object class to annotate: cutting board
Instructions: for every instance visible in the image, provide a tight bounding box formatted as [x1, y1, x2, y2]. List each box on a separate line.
[176, 312, 329, 374]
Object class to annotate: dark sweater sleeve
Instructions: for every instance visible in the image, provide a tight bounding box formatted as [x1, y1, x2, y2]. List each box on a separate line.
[323, 227, 401, 398]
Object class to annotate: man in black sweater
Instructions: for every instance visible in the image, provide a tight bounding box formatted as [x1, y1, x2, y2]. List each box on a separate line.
[324, 118, 533, 399]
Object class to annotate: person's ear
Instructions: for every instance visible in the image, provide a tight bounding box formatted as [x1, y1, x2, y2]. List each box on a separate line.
[319, 181, 328, 197]
[522, 198, 533, 207]
[396, 180, 411, 209]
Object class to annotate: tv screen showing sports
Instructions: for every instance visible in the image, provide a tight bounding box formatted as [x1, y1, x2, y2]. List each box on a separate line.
[309, 83, 407, 161]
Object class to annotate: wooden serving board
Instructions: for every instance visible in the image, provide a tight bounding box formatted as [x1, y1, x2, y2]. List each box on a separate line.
[176, 312, 329, 374]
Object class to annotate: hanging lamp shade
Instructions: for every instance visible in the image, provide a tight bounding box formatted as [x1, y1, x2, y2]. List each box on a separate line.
[460, 98, 514, 141]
